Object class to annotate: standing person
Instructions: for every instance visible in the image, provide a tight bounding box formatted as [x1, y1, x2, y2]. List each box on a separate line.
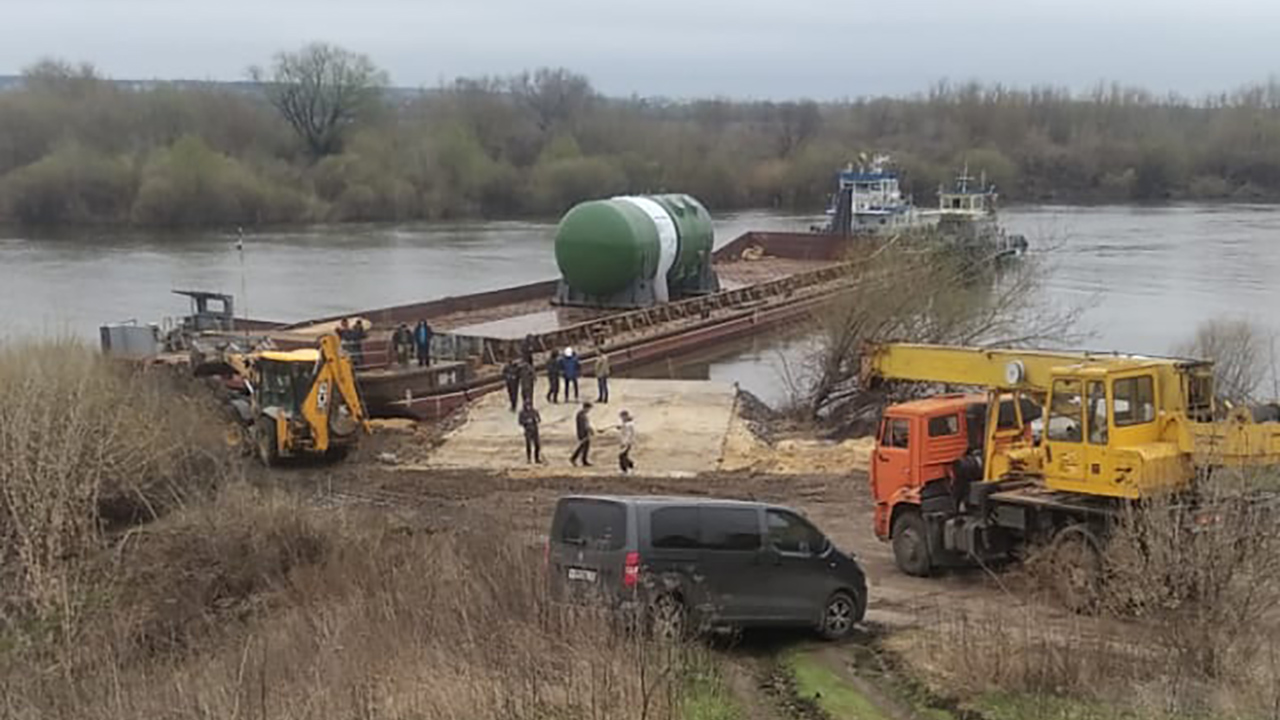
[414, 319, 433, 367]
[617, 409, 636, 474]
[595, 350, 611, 403]
[518, 399, 544, 464]
[502, 359, 520, 412]
[398, 323, 415, 367]
[518, 359, 536, 409]
[337, 318, 354, 356]
[545, 351, 562, 404]
[351, 319, 368, 367]
[570, 402, 594, 467]
[562, 347, 581, 401]
[520, 334, 536, 366]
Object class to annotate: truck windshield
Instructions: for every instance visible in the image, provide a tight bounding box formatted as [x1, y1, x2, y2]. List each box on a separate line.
[1047, 379, 1084, 442]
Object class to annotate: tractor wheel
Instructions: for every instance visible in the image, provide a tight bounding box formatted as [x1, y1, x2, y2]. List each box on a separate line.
[254, 417, 279, 468]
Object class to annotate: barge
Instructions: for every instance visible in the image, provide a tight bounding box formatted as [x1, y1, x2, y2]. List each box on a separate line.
[104, 188, 1022, 420]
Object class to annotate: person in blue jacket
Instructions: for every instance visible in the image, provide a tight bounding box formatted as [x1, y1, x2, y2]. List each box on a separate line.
[414, 319, 433, 367]
[561, 347, 581, 401]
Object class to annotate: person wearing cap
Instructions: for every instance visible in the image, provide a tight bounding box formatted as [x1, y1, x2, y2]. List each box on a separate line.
[570, 401, 594, 467]
[617, 409, 636, 474]
[562, 347, 581, 401]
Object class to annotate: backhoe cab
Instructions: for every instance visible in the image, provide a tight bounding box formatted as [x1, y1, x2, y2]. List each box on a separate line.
[244, 333, 367, 466]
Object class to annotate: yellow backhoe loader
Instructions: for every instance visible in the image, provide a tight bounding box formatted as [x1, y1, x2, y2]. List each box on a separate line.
[207, 333, 368, 465]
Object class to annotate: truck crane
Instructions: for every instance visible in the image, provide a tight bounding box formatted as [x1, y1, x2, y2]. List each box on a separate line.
[859, 342, 1280, 607]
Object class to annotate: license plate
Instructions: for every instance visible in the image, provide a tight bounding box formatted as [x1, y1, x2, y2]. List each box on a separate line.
[567, 567, 598, 582]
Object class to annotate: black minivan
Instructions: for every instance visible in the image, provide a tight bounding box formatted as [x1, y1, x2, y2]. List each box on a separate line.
[546, 495, 867, 640]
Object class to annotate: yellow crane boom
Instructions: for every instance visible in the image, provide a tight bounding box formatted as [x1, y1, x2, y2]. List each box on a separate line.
[860, 342, 1280, 499]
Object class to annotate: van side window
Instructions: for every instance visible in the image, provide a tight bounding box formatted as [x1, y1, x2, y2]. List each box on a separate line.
[651, 507, 699, 549]
[701, 507, 762, 551]
[883, 418, 910, 448]
[554, 499, 626, 550]
[1113, 376, 1156, 427]
[928, 415, 959, 437]
[766, 510, 825, 555]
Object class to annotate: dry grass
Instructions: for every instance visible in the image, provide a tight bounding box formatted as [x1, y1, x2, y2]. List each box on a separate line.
[902, 471, 1280, 719]
[4, 487, 711, 720]
[0, 340, 712, 720]
[0, 340, 231, 639]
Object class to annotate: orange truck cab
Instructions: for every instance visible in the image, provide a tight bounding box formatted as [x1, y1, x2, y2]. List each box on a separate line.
[870, 393, 1041, 576]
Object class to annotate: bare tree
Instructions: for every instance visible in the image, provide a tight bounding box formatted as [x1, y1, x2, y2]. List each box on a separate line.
[772, 100, 823, 157]
[796, 244, 1086, 427]
[250, 43, 388, 157]
[508, 67, 596, 135]
[1174, 317, 1275, 405]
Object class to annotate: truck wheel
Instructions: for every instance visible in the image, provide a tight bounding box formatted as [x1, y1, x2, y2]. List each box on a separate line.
[892, 511, 933, 577]
[254, 418, 279, 468]
[1048, 524, 1103, 614]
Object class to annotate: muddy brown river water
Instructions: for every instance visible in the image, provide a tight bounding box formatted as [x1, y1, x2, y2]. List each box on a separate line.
[3, 204, 1279, 405]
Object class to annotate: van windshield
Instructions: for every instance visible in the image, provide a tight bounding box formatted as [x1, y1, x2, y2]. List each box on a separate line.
[552, 499, 626, 550]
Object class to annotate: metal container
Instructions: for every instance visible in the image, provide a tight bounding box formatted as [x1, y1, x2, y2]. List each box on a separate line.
[554, 194, 715, 304]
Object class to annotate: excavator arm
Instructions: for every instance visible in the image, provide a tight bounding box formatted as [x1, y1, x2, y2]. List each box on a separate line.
[301, 333, 369, 452]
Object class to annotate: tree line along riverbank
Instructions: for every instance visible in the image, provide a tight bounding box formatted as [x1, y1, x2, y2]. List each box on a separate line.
[4, 46, 1280, 229]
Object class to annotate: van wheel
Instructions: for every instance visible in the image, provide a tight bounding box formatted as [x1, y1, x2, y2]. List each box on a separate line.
[819, 590, 862, 641]
[648, 594, 687, 642]
[892, 511, 932, 577]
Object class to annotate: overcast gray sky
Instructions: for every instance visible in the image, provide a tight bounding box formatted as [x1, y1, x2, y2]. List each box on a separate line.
[1, 0, 1276, 99]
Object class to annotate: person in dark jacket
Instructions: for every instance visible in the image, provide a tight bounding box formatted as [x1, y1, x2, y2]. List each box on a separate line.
[520, 334, 536, 366]
[393, 323, 413, 367]
[570, 402, 594, 467]
[351, 319, 368, 367]
[518, 359, 536, 408]
[545, 352, 562, 404]
[414, 319, 433, 367]
[562, 347, 581, 401]
[518, 399, 543, 463]
[502, 359, 520, 412]
[338, 318, 354, 356]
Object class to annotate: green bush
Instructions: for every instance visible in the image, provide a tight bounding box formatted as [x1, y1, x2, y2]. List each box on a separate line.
[131, 136, 309, 225]
[0, 142, 134, 224]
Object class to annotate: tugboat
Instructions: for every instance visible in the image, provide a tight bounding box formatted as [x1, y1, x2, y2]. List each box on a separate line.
[818, 154, 1027, 258]
[935, 165, 1028, 259]
[820, 153, 938, 237]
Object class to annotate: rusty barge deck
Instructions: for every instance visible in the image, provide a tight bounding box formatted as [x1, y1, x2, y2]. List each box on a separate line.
[255, 231, 868, 419]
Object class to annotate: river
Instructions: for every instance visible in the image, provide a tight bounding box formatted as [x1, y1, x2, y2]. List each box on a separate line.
[3, 204, 1278, 406]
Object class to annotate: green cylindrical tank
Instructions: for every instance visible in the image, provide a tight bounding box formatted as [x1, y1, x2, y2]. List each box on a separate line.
[554, 199, 661, 297]
[554, 194, 714, 300]
[652, 194, 714, 289]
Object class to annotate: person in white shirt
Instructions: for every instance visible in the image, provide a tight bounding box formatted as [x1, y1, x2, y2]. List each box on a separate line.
[618, 409, 636, 474]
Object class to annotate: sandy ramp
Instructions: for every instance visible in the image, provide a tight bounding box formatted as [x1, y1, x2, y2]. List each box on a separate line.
[426, 379, 738, 476]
